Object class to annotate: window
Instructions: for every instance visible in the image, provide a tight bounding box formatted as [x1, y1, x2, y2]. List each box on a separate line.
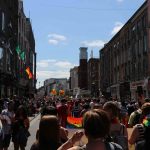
[6, 51, 11, 71]
[0, 47, 3, 66]
[2, 12, 5, 31]
[142, 15, 146, 28]
[143, 35, 147, 52]
[0, 47, 3, 59]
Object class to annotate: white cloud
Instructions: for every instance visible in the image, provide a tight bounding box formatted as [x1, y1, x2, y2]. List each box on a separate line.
[116, 0, 124, 2]
[37, 70, 70, 79]
[81, 40, 105, 48]
[55, 61, 74, 69]
[37, 59, 74, 69]
[36, 59, 76, 87]
[111, 22, 124, 35]
[48, 33, 67, 45]
[48, 39, 58, 45]
[37, 61, 49, 68]
[37, 59, 57, 68]
[48, 34, 67, 41]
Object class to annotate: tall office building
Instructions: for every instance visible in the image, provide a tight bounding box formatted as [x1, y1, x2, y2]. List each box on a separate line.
[78, 47, 88, 90]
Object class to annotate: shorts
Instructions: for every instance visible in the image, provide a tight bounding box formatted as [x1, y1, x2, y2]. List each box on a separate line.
[0, 134, 11, 148]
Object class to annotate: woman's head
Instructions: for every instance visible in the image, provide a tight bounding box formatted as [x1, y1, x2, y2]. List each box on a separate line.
[141, 102, 150, 116]
[39, 115, 60, 144]
[41, 106, 57, 117]
[103, 101, 120, 119]
[82, 109, 110, 139]
[16, 105, 27, 119]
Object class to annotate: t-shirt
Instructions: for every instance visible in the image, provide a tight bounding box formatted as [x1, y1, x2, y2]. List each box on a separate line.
[1, 109, 14, 134]
[128, 109, 142, 126]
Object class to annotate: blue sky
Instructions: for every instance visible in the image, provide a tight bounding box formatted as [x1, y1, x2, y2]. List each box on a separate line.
[23, 0, 145, 87]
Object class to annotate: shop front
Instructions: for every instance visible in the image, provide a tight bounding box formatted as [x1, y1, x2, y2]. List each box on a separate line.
[110, 84, 120, 100]
[130, 80, 147, 104]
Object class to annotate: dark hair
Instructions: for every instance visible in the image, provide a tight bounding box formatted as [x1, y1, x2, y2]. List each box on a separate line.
[141, 103, 150, 116]
[38, 115, 60, 150]
[83, 104, 89, 110]
[82, 109, 110, 139]
[15, 105, 27, 119]
[41, 106, 57, 116]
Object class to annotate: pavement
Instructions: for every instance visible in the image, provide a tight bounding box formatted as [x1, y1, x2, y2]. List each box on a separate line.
[29, 113, 40, 122]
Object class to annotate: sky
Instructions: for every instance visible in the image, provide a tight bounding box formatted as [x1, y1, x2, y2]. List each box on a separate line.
[23, 0, 145, 88]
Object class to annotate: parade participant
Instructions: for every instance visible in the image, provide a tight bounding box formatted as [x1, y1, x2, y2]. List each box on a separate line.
[58, 109, 123, 150]
[57, 99, 68, 127]
[12, 105, 30, 150]
[72, 100, 81, 118]
[80, 103, 90, 117]
[0, 101, 14, 150]
[31, 115, 62, 150]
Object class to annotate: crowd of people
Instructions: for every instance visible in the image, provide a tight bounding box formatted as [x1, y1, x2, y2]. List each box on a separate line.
[0, 95, 40, 150]
[0, 95, 150, 150]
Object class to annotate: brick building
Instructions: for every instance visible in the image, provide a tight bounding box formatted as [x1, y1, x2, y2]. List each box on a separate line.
[78, 47, 88, 90]
[100, 0, 150, 101]
[0, 0, 36, 98]
[88, 58, 100, 97]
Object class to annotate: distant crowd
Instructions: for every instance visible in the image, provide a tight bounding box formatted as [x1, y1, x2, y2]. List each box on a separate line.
[0, 95, 150, 150]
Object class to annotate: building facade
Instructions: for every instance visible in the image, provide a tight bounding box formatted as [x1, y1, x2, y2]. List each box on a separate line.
[78, 47, 88, 90]
[0, 0, 36, 98]
[44, 78, 69, 96]
[88, 58, 100, 97]
[100, 0, 150, 102]
[70, 66, 79, 90]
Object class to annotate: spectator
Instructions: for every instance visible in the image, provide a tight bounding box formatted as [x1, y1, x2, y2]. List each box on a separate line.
[39, 106, 68, 143]
[129, 102, 150, 150]
[31, 115, 61, 150]
[0, 101, 14, 150]
[57, 99, 68, 127]
[12, 105, 30, 150]
[128, 102, 142, 128]
[103, 101, 128, 150]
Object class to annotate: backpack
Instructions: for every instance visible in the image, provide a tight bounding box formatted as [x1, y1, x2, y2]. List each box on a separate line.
[132, 111, 141, 126]
[135, 124, 145, 150]
[110, 124, 128, 150]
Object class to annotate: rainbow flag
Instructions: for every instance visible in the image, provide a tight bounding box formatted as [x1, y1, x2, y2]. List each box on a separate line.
[26, 67, 33, 79]
[67, 116, 82, 128]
